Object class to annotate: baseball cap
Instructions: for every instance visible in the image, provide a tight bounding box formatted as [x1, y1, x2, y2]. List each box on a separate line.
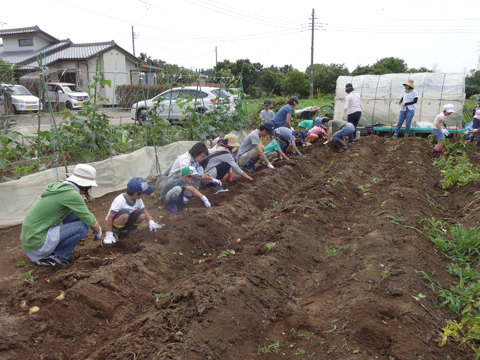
[290, 96, 299, 105]
[181, 166, 201, 178]
[263, 100, 271, 106]
[476, 96, 480, 103]
[345, 83, 354, 92]
[262, 121, 275, 136]
[314, 117, 323, 126]
[443, 104, 455, 113]
[127, 177, 155, 195]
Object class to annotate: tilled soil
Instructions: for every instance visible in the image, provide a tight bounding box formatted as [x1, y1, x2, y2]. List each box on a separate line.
[0, 135, 478, 360]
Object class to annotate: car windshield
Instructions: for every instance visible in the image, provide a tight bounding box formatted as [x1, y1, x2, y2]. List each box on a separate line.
[62, 85, 83, 93]
[210, 89, 231, 98]
[12, 85, 33, 96]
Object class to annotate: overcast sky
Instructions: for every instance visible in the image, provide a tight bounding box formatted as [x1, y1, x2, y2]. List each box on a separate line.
[2, 0, 480, 75]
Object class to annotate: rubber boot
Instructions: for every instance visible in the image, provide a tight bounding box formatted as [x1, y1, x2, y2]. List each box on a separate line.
[244, 158, 259, 173]
[336, 138, 348, 153]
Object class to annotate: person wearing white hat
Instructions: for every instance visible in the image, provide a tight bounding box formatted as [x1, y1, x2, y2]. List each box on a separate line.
[392, 79, 418, 139]
[20, 164, 102, 268]
[432, 104, 455, 157]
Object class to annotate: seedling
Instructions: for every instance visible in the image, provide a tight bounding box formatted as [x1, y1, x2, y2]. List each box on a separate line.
[353, 349, 361, 354]
[325, 245, 349, 256]
[381, 201, 387, 207]
[327, 203, 336, 209]
[354, 170, 363, 177]
[381, 268, 391, 279]
[413, 293, 426, 301]
[330, 177, 342, 187]
[294, 348, 306, 355]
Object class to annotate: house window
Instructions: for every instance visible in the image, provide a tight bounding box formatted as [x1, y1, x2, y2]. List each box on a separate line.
[19, 38, 34, 47]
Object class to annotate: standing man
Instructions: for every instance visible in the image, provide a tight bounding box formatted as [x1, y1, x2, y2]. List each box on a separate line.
[392, 79, 418, 139]
[237, 122, 276, 172]
[343, 83, 362, 144]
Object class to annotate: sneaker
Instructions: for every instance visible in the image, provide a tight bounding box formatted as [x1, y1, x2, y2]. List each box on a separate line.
[36, 254, 69, 268]
[244, 165, 255, 173]
[227, 173, 233, 182]
[338, 147, 347, 153]
[391, 135, 399, 139]
[127, 225, 138, 235]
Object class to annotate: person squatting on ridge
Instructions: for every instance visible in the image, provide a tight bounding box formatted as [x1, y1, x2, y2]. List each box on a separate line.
[392, 79, 418, 139]
[237, 121, 276, 173]
[323, 117, 355, 153]
[431, 104, 454, 158]
[160, 166, 212, 212]
[200, 134, 253, 185]
[343, 83, 362, 144]
[306, 117, 328, 143]
[103, 177, 164, 245]
[20, 164, 102, 268]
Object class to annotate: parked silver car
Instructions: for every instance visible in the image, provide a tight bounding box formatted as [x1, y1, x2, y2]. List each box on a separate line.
[130, 86, 235, 124]
[1, 84, 42, 113]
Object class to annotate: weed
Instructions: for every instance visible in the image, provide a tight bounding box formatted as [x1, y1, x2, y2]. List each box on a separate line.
[330, 177, 343, 187]
[13, 268, 38, 286]
[381, 268, 391, 279]
[353, 349, 361, 354]
[327, 203, 336, 209]
[294, 348, 306, 355]
[342, 339, 349, 350]
[356, 182, 371, 191]
[372, 178, 383, 183]
[298, 333, 313, 340]
[266, 242, 276, 251]
[16, 261, 29, 268]
[258, 340, 280, 355]
[412, 293, 426, 301]
[354, 170, 363, 177]
[218, 249, 235, 259]
[154, 293, 168, 302]
[325, 245, 349, 256]
[386, 153, 393, 158]
[324, 325, 337, 334]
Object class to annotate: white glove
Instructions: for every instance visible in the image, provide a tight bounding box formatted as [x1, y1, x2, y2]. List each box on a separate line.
[148, 219, 164, 232]
[103, 231, 116, 245]
[212, 178, 222, 185]
[267, 163, 274, 169]
[441, 129, 449, 136]
[201, 196, 211, 208]
[94, 227, 102, 241]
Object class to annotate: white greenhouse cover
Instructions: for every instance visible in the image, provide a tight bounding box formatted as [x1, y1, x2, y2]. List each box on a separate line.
[335, 73, 465, 128]
[0, 129, 247, 228]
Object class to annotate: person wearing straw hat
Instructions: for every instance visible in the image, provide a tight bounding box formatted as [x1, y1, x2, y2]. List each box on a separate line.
[201, 134, 253, 185]
[20, 164, 102, 268]
[392, 79, 418, 139]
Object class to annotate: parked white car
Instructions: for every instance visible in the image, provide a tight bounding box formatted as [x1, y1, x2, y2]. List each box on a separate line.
[130, 86, 235, 124]
[1, 84, 41, 113]
[47, 82, 89, 110]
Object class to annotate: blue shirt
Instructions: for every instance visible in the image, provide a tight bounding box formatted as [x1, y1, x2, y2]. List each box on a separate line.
[272, 105, 293, 128]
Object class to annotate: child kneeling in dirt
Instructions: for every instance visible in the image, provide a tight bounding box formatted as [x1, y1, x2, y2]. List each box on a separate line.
[306, 117, 328, 143]
[264, 134, 290, 162]
[103, 177, 164, 245]
[432, 104, 454, 158]
[160, 166, 212, 212]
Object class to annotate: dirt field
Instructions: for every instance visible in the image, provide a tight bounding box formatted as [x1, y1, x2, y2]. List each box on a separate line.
[0, 134, 477, 360]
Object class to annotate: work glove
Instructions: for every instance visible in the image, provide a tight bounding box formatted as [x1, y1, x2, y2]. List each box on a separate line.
[148, 219, 164, 232]
[267, 163, 274, 169]
[103, 231, 116, 245]
[441, 129, 449, 136]
[293, 151, 302, 156]
[94, 227, 102, 241]
[201, 196, 211, 208]
[212, 178, 222, 186]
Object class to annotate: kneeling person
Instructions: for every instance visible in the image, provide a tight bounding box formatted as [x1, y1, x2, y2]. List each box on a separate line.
[323, 118, 355, 153]
[104, 177, 163, 244]
[161, 166, 212, 212]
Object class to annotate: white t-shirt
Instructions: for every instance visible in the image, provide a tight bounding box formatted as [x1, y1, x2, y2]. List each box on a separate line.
[106, 194, 145, 220]
[260, 109, 275, 123]
[344, 91, 362, 114]
[400, 90, 418, 111]
[433, 112, 446, 129]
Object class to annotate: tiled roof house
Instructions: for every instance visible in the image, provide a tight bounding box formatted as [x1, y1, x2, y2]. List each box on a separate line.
[0, 26, 157, 105]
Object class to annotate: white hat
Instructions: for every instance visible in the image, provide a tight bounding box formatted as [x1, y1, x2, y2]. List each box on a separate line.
[67, 164, 98, 187]
[443, 104, 455, 113]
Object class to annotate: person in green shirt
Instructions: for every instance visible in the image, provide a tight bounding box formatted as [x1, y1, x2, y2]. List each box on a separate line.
[20, 164, 102, 268]
[297, 118, 314, 143]
[264, 134, 290, 162]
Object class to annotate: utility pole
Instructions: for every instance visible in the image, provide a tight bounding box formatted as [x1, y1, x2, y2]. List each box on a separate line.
[215, 46, 217, 66]
[0, 22, 6, 29]
[309, 9, 316, 98]
[132, 26, 136, 57]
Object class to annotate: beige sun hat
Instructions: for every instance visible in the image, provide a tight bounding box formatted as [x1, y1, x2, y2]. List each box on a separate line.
[403, 79, 415, 89]
[67, 164, 98, 187]
[224, 134, 241, 147]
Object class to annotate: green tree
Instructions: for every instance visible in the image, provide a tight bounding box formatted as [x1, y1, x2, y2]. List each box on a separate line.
[281, 70, 309, 97]
[409, 67, 433, 73]
[466, 69, 480, 99]
[308, 63, 350, 94]
[0, 59, 15, 84]
[259, 69, 284, 96]
[352, 57, 409, 76]
[214, 59, 263, 96]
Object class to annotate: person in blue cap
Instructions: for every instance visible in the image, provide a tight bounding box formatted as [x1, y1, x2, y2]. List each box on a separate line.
[160, 166, 212, 212]
[103, 177, 163, 244]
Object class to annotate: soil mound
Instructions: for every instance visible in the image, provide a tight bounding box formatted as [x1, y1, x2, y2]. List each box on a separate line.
[0, 135, 476, 359]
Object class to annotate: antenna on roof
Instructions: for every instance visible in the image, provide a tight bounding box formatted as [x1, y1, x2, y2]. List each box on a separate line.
[0, 22, 6, 29]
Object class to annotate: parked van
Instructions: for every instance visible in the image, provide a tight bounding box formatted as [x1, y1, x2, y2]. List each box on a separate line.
[47, 82, 89, 110]
[0, 84, 42, 113]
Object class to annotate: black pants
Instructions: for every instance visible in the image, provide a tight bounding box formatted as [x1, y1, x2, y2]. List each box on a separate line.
[347, 111, 362, 143]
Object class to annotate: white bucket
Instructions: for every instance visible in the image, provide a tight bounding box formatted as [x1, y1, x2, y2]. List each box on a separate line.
[356, 131, 361, 140]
